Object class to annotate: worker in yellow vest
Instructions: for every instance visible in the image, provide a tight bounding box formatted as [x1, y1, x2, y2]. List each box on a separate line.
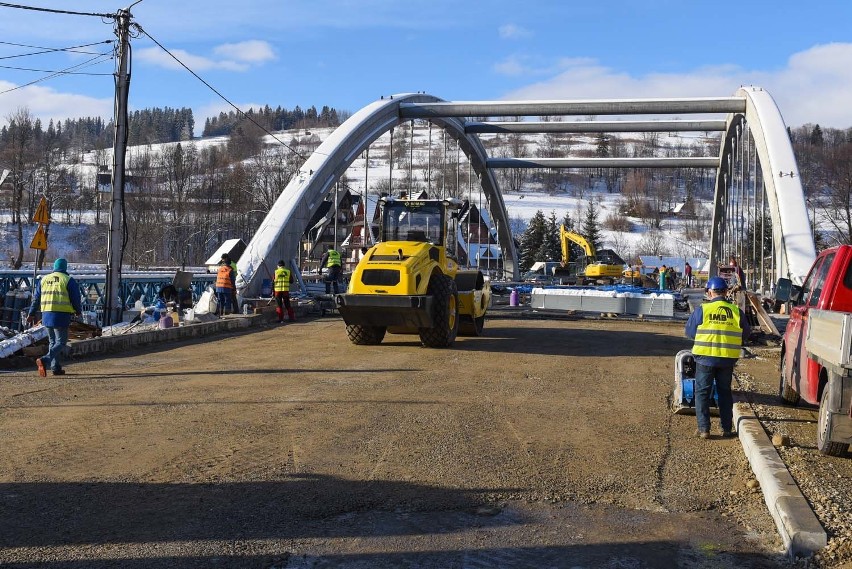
[320, 246, 342, 294]
[684, 276, 751, 439]
[26, 258, 82, 377]
[274, 259, 295, 323]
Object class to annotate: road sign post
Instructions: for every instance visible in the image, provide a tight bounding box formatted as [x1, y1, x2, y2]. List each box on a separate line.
[30, 197, 50, 293]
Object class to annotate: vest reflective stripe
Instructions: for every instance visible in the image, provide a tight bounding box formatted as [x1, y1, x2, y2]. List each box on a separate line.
[326, 250, 341, 267]
[41, 272, 75, 313]
[692, 302, 743, 358]
[274, 267, 291, 292]
[216, 265, 234, 289]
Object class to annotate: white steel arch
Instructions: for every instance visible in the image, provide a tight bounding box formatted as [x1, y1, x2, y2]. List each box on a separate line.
[236, 93, 515, 297]
[709, 87, 816, 285]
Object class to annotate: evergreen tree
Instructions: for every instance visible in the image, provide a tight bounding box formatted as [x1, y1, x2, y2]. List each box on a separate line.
[561, 210, 574, 231]
[544, 211, 562, 261]
[809, 124, 824, 146]
[518, 210, 547, 272]
[581, 198, 603, 251]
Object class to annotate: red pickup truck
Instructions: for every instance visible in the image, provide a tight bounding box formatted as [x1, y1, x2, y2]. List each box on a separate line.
[779, 245, 852, 456]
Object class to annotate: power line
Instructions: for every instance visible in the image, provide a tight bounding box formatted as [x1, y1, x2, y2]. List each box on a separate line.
[135, 24, 307, 161]
[0, 40, 113, 61]
[0, 62, 113, 75]
[0, 2, 115, 18]
[0, 52, 113, 95]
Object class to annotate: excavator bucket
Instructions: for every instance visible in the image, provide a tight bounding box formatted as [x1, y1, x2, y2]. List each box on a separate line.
[672, 349, 718, 415]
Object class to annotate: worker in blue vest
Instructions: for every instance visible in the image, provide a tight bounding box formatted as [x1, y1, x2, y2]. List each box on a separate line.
[26, 258, 82, 377]
[320, 246, 342, 295]
[684, 276, 751, 439]
[274, 259, 295, 323]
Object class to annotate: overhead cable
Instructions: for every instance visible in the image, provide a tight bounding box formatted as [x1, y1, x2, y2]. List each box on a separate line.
[136, 24, 307, 160]
[0, 62, 113, 75]
[0, 52, 113, 95]
[0, 39, 113, 60]
[0, 2, 115, 18]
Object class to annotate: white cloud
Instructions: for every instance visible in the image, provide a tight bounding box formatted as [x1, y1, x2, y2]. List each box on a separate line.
[136, 41, 275, 73]
[494, 55, 597, 77]
[0, 81, 111, 124]
[493, 55, 527, 76]
[213, 40, 276, 63]
[499, 24, 532, 40]
[501, 43, 852, 128]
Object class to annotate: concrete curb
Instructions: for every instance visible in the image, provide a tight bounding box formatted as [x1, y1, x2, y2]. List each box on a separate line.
[70, 315, 257, 358]
[733, 401, 827, 557]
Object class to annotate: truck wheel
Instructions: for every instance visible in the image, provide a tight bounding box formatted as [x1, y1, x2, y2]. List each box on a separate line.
[459, 315, 485, 336]
[778, 353, 800, 405]
[419, 274, 459, 348]
[817, 385, 850, 456]
[346, 324, 386, 345]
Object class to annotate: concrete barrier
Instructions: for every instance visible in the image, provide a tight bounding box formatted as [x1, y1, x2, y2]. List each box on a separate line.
[734, 402, 827, 557]
[70, 316, 255, 358]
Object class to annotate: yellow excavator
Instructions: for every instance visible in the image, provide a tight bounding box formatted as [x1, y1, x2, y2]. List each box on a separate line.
[554, 225, 626, 285]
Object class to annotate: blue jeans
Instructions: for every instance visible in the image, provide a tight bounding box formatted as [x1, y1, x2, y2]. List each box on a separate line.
[42, 326, 69, 372]
[216, 291, 232, 314]
[695, 363, 734, 433]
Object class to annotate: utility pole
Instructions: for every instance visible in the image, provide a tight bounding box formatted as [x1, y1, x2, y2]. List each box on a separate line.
[104, 7, 132, 326]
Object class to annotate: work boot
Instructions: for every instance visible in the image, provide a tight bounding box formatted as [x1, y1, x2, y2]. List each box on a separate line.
[35, 358, 46, 378]
[695, 430, 710, 440]
[52, 369, 66, 376]
[721, 430, 736, 438]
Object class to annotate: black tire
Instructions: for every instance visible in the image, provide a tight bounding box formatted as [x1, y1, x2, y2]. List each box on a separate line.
[779, 353, 800, 405]
[459, 314, 485, 336]
[346, 324, 386, 345]
[817, 383, 850, 457]
[419, 274, 459, 348]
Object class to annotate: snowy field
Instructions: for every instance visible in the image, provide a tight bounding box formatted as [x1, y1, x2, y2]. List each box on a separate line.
[1, 124, 714, 268]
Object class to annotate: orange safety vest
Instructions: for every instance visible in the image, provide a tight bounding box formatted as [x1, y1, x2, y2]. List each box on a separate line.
[216, 265, 234, 289]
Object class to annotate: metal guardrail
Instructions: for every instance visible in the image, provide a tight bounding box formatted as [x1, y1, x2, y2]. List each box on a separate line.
[0, 270, 215, 330]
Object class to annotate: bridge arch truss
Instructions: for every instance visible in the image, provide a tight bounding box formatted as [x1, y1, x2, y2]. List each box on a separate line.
[239, 87, 814, 296]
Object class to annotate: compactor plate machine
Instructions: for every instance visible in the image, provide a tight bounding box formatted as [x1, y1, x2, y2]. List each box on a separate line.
[335, 197, 491, 348]
[672, 349, 719, 414]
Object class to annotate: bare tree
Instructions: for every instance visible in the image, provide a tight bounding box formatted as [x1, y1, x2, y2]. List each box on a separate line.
[822, 142, 852, 244]
[2, 108, 37, 268]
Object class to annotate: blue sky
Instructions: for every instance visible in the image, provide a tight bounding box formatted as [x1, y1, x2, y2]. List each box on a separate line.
[2, 0, 852, 133]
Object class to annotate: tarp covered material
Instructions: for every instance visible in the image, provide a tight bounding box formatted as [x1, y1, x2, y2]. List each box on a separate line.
[0, 324, 49, 358]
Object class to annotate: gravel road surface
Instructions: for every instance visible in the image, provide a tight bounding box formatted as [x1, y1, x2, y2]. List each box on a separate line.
[0, 315, 845, 568]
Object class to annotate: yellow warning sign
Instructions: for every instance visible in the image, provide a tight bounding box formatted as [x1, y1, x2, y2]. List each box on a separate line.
[30, 225, 48, 250]
[32, 197, 50, 225]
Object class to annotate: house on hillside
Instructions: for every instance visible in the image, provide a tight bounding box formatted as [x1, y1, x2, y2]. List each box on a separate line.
[96, 169, 149, 194]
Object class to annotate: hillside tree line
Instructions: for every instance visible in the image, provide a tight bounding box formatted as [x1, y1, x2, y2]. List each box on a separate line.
[2, 105, 851, 269]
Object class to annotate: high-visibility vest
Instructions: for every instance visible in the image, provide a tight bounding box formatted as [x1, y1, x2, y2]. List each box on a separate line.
[216, 265, 234, 289]
[326, 249, 341, 267]
[230, 261, 237, 273]
[692, 301, 743, 359]
[274, 267, 291, 292]
[40, 271, 75, 313]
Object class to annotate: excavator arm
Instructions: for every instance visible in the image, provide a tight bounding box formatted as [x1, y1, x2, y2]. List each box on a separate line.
[559, 225, 596, 265]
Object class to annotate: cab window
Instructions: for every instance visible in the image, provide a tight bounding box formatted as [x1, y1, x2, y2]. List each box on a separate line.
[797, 258, 822, 306]
[807, 252, 835, 307]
